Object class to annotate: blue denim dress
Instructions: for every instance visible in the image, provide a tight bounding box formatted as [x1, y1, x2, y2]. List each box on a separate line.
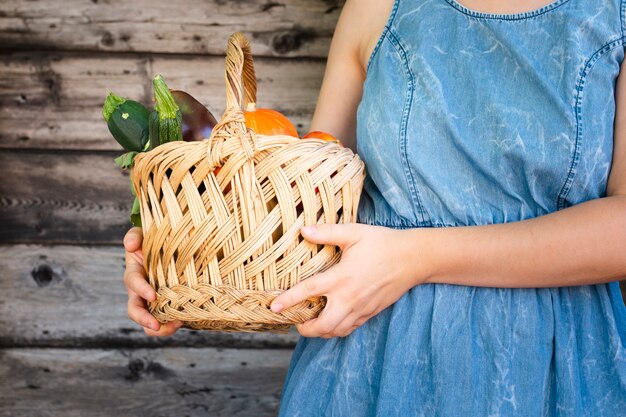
[279, 1, 626, 415]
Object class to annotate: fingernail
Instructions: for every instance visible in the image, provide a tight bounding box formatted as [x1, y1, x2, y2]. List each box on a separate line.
[151, 323, 160, 331]
[271, 303, 283, 313]
[124, 237, 136, 247]
[302, 226, 315, 235]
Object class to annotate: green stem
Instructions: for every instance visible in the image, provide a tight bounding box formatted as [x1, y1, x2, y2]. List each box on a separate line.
[152, 75, 179, 120]
[102, 92, 126, 122]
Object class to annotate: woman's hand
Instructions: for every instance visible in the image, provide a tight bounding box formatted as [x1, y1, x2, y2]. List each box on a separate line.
[123, 227, 184, 336]
[270, 224, 429, 338]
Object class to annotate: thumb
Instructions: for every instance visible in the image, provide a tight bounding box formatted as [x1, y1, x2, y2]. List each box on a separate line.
[124, 227, 143, 252]
[300, 223, 360, 250]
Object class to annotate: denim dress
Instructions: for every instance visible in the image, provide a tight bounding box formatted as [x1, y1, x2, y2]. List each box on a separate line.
[279, 1, 626, 415]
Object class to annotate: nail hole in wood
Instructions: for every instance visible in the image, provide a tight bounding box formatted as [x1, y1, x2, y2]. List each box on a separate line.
[271, 28, 316, 55]
[31, 265, 55, 287]
[126, 359, 145, 381]
[101, 31, 115, 47]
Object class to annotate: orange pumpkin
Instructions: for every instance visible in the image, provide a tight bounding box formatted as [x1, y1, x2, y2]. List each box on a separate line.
[244, 103, 298, 137]
[302, 130, 341, 145]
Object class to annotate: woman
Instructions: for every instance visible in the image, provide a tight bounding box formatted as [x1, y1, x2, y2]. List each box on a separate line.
[123, 0, 626, 414]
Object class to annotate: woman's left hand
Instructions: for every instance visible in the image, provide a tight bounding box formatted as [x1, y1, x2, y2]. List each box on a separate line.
[270, 223, 429, 338]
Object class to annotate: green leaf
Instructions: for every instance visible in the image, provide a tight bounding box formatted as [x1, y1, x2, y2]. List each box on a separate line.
[114, 151, 138, 169]
[130, 196, 142, 227]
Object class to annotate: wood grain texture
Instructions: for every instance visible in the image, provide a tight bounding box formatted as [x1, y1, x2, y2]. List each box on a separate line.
[0, 3, 313, 414]
[0, 243, 622, 349]
[0, 347, 292, 417]
[0, 52, 324, 150]
[0, 150, 132, 243]
[0, 244, 299, 348]
[0, 0, 343, 57]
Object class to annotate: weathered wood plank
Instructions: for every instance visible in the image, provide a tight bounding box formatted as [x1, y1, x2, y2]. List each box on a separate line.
[0, 347, 292, 417]
[0, 150, 133, 243]
[0, 244, 299, 348]
[0, 0, 343, 57]
[0, 52, 323, 150]
[0, 244, 622, 349]
[0, 242, 623, 351]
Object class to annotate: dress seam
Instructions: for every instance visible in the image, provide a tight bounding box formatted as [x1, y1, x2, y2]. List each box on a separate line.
[621, 0, 626, 40]
[443, 0, 571, 21]
[365, 0, 400, 75]
[386, 28, 432, 226]
[557, 36, 626, 210]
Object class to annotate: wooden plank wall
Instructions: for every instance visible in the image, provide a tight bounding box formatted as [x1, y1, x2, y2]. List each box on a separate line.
[0, 1, 343, 415]
[1, 2, 625, 416]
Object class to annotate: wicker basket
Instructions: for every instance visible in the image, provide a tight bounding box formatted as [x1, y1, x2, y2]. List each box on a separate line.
[130, 32, 365, 333]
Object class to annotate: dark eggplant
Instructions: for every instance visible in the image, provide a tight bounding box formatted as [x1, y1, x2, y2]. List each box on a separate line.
[170, 89, 218, 141]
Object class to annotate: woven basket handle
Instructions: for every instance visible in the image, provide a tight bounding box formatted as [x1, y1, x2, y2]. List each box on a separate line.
[206, 33, 261, 178]
[225, 32, 257, 112]
[207, 32, 260, 165]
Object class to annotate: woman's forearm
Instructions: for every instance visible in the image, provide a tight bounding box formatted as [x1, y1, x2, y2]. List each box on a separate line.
[406, 195, 626, 288]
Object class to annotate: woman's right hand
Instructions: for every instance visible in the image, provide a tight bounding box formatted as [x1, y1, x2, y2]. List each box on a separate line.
[123, 227, 184, 336]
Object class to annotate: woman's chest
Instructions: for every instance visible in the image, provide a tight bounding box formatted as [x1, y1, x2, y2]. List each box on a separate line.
[356, 0, 623, 225]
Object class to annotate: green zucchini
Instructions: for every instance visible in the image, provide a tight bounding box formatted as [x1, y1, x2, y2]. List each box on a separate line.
[149, 75, 183, 149]
[103, 92, 150, 152]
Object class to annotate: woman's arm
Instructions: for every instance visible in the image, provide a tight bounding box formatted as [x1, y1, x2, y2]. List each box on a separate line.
[307, 0, 395, 153]
[414, 194, 626, 288]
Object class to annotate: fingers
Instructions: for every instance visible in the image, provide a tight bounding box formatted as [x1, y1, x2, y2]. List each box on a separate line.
[294, 297, 373, 338]
[128, 290, 161, 331]
[296, 318, 361, 338]
[336, 325, 359, 338]
[123, 227, 143, 252]
[122, 228, 183, 337]
[128, 291, 183, 336]
[295, 300, 359, 338]
[270, 271, 334, 313]
[124, 226, 174, 336]
[124, 251, 155, 301]
[298, 312, 346, 339]
[131, 249, 144, 266]
[143, 320, 184, 337]
[300, 223, 362, 250]
[333, 314, 367, 338]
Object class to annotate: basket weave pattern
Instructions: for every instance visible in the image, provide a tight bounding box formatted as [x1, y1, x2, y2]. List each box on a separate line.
[131, 33, 365, 332]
